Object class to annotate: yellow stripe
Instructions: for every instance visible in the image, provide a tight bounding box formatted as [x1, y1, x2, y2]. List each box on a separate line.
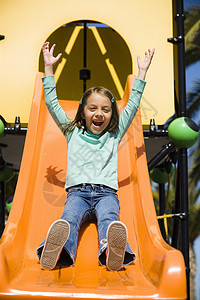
[55, 26, 82, 83]
[65, 26, 82, 55]
[89, 27, 107, 55]
[54, 58, 67, 84]
[105, 58, 124, 98]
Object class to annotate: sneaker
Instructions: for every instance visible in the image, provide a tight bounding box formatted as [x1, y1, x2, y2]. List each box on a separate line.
[40, 219, 70, 270]
[106, 221, 127, 271]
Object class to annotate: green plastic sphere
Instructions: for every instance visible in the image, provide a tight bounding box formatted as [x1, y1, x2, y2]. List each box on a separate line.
[0, 119, 4, 139]
[168, 117, 199, 148]
[6, 196, 13, 213]
[6, 202, 12, 213]
[150, 165, 174, 184]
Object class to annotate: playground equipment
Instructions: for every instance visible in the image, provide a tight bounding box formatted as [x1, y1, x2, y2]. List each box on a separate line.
[150, 164, 174, 184]
[0, 120, 4, 139]
[0, 0, 174, 124]
[0, 73, 187, 299]
[0, 0, 198, 298]
[145, 2, 200, 299]
[168, 117, 199, 148]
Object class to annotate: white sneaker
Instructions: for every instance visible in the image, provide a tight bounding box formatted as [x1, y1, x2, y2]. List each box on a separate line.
[106, 221, 127, 271]
[40, 219, 70, 270]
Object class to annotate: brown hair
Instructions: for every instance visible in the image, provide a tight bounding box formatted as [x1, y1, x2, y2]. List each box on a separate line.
[63, 86, 119, 135]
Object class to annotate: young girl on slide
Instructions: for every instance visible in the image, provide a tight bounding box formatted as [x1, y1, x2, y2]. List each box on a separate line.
[37, 42, 155, 271]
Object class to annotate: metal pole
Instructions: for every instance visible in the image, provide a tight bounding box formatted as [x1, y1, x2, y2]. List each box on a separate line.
[148, 142, 175, 171]
[83, 22, 87, 93]
[168, 1, 189, 297]
[176, 2, 186, 117]
[0, 182, 5, 237]
[158, 184, 167, 241]
[175, 0, 190, 298]
[179, 147, 190, 299]
[172, 164, 181, 249]
[79, 22, 90, 92]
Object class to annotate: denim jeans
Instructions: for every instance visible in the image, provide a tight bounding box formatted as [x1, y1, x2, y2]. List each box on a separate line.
[37, 184, 135, 267]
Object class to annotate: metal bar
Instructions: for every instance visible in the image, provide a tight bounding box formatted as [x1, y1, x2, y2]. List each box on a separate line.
[158, 184, 167, 241]
[148, 142, 175, 171]
[179, 148, 190, 299]
[0, 182, 5, 237]
[143, 129, 168, 137]
[83, 22, 87, 93]
[172, 164, 181, 248]
[176, 4, 186, 117]
[175, 0, 190, 298]
[4, 127, 27, 135]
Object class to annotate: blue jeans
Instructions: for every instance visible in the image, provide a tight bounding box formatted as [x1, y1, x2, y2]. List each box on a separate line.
[37, 184, 135, 267]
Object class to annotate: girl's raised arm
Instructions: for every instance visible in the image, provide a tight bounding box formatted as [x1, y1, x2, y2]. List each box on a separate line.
[117, 48, 155, 141]
[42, 43, 71, 136]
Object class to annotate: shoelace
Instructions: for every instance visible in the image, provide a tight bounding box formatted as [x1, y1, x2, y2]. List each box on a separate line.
[100, 239, 107, 247]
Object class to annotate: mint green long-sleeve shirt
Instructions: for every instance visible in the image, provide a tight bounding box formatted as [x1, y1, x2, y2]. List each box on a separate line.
[42, 75, 146, 191]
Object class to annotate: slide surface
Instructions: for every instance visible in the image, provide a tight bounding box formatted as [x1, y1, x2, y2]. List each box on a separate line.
[0, 73, 186, 299]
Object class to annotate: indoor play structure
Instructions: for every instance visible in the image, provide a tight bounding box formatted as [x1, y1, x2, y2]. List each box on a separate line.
[0, 0, 199, 299]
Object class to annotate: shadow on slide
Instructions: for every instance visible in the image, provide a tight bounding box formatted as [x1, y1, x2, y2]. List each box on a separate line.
[0, 73, 186, 299]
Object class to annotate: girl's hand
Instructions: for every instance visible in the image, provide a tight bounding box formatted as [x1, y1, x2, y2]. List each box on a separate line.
[42, 42, 62, 75]
[137, 48, 155, 80]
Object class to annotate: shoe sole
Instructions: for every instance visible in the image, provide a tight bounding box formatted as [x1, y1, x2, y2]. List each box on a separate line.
[106, 221, 127, 271]
[40, 219, 70, 270]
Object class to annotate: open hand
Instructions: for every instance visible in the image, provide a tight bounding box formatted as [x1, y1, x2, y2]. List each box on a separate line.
[42, 42, 62, 75]
[137, 48, 155, 80]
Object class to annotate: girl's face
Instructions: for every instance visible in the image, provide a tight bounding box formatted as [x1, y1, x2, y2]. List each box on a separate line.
[83, 92, 112, 135]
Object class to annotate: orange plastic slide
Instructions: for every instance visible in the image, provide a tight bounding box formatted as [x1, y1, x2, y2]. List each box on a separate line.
[0, 73, 186, 299]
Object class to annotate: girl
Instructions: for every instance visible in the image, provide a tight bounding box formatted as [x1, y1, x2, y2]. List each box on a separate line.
[37, 42, 155, 271]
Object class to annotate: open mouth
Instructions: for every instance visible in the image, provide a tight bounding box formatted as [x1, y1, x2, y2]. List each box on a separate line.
[92, 120, 104, 127]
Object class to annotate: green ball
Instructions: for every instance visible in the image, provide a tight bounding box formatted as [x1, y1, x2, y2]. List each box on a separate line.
[6, 199, 13, 213]
[168, 117, 199, 148]
[150, 165, 174, 184]
[0, 119, 4, 139]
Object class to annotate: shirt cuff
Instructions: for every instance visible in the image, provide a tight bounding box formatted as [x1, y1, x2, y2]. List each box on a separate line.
[42, 75, 56, 88]
[132, 77, 146, 93]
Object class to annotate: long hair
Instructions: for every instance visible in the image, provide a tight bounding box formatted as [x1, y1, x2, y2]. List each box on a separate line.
[63, 86, 119, 135]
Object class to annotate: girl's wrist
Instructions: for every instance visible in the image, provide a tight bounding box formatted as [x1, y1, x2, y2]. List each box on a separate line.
[44, 65, 54, 76]
[137, 69, 147, 80]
